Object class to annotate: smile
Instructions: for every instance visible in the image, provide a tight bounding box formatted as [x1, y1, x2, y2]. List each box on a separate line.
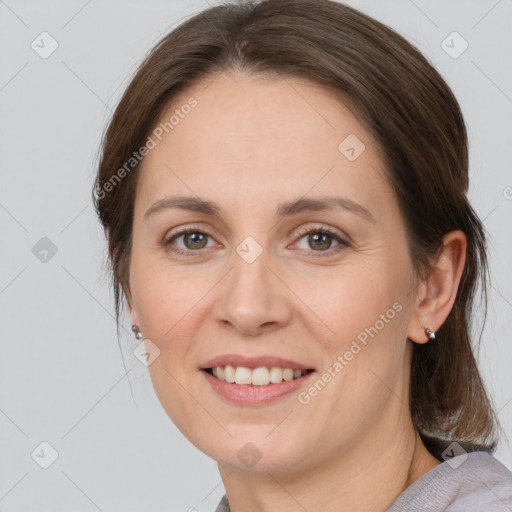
[204, 365, 313, 385]
[202, 366, 316, 406]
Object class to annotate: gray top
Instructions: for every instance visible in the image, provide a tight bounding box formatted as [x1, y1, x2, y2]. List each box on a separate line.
[215, 451, 512, 511]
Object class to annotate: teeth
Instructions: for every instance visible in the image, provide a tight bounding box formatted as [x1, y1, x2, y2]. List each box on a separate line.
[234, 366, 252, 385]
[210, 365, 308, 385]
[252, 367, 270, 386]
[224, 365, 236, 383]
[283, 368, 294, 381]
[269, 367, 284, 384]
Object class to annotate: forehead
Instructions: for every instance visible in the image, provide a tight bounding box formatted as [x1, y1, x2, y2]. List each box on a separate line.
[136, 70, 390, 214]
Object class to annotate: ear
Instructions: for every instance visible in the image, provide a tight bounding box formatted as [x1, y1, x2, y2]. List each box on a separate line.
[407, 230, 467, 344]
[122, 278, 137, 327]
[128, 302, 139, 327]
[125, 289, 139, 327]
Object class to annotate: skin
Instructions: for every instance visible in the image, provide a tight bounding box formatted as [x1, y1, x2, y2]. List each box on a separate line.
[128, 69, 467, 512]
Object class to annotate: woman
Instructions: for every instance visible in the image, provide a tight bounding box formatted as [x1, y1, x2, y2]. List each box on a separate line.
[93, 0, 512, 510]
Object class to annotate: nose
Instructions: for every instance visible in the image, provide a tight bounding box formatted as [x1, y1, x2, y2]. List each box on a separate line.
[212, 249, 292, 336]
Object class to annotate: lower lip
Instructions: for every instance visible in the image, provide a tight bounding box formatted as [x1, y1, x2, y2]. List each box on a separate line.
[201, 370, 315, 406]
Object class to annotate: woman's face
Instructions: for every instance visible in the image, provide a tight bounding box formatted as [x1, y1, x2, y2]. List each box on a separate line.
[129, 70, 421, 473]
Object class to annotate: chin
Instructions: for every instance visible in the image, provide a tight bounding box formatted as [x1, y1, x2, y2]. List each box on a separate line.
[198, 429, 313, 474]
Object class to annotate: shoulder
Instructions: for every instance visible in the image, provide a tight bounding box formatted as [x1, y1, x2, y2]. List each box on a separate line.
[216, 452, 512, 512]
[387, 451, 512, 512]
[215, 494, 230, 512]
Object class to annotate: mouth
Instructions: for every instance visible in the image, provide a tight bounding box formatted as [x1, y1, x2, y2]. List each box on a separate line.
[199, 354, 317, 405]
[201, 365, 316, 405]
[202, 366, 315, 386]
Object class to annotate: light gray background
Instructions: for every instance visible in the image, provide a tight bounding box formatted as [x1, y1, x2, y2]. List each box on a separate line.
[1, 0, 511, 510]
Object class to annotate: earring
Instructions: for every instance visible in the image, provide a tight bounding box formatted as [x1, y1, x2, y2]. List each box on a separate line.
[131, 324, 143, 340]
[425, 327, 436, 342]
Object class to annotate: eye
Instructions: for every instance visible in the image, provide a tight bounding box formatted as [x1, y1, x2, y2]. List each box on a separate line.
[292, 226, 351, 256]
[163, 226, 217, 255]
[162, 224, 351, 257]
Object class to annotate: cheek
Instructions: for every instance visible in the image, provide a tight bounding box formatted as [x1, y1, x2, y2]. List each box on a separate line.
[129, 259, 207, 430]
[130, 249, 198, 335]
[129, 254, 222, 380]
[305, 264, 408, 399]
[311, 266, 403, 345]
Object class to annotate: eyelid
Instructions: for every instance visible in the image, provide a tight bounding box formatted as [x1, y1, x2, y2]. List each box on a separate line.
[292, 224, 348, 244]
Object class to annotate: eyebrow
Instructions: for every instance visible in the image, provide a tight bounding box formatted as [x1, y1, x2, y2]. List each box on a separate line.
[144, 195, 376, 224]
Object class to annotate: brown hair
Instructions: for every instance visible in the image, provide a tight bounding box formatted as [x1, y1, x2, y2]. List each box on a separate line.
[92, 0, 502, 458]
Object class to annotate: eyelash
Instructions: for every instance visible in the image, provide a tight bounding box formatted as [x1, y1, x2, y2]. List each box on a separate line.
[162, 224, 351, 258]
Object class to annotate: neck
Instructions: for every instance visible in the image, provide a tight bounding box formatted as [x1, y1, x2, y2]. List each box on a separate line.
[218, 415, 441, 512]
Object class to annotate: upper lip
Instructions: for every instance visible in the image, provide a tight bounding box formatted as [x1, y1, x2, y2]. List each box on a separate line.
[200, 354, 314, 371]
